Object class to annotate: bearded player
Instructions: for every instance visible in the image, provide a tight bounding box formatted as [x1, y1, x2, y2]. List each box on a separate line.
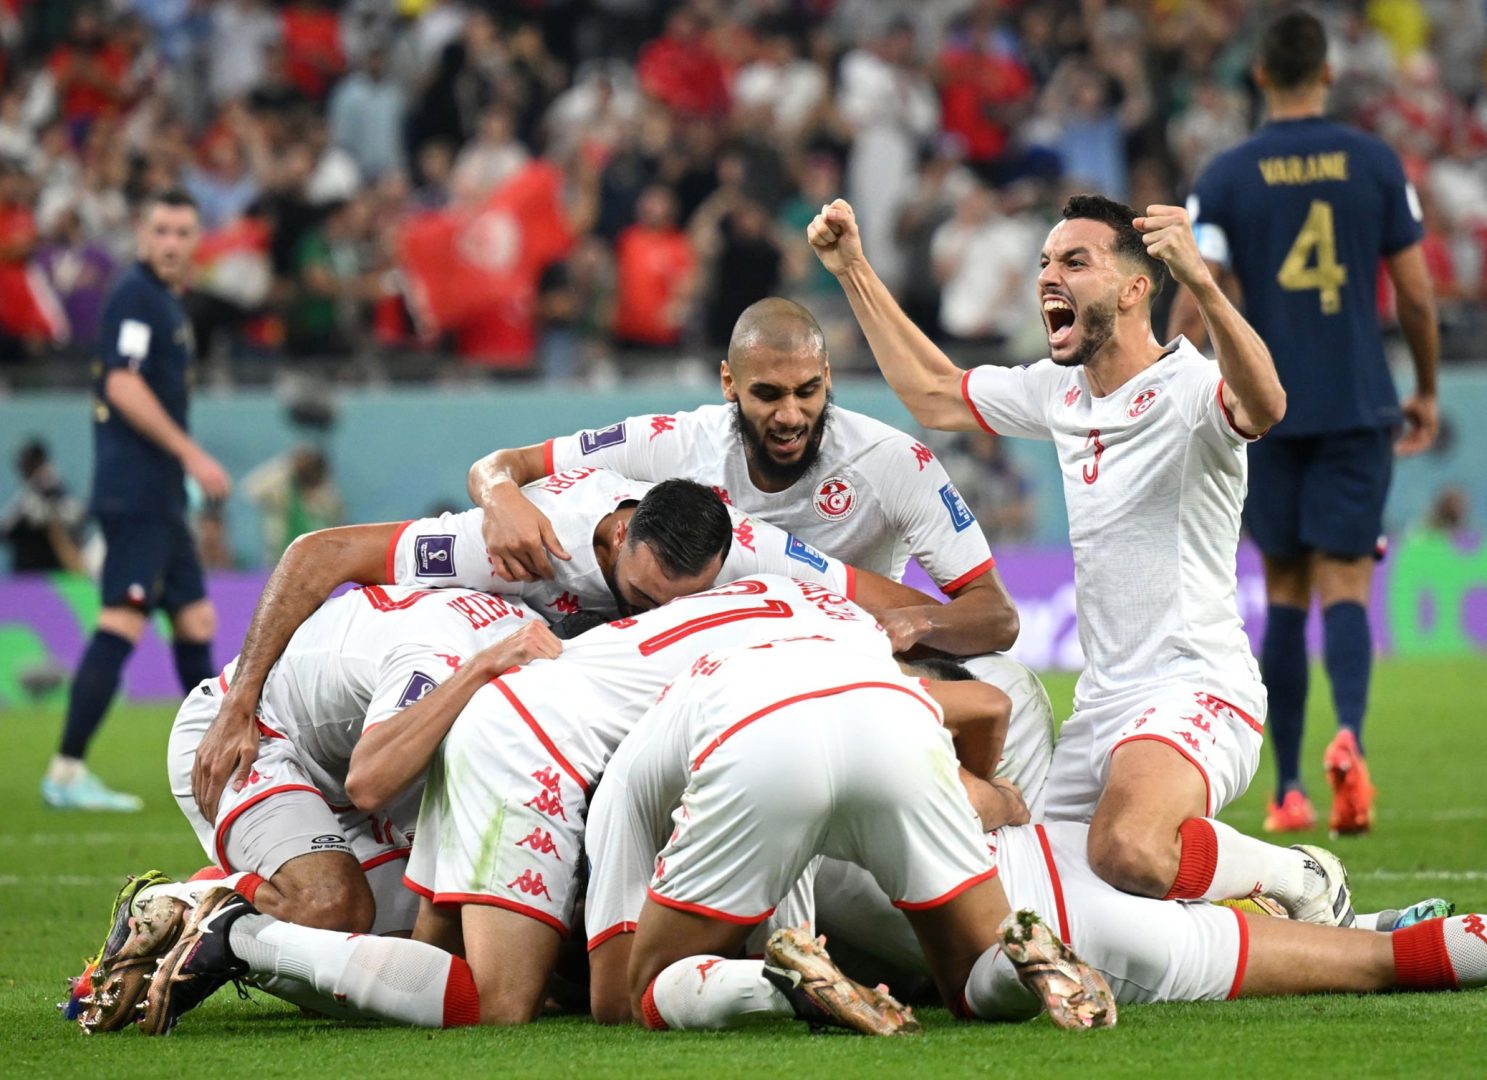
[806, 192, 1358, 925]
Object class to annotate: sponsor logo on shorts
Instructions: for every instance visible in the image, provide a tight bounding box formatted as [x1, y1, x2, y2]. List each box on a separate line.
[1128, 386, 1160, 418]
[939, 482, 976, 532]
[396, 671, 438, 709]
[508, 869, 553, 900]
[525, 767, 568, 820]
[579, 423, 627, 454]
[785, 534, 829, 572]
[415, 534, 456, 577]
[813, 476, 856, 521]
[516, 828, 561, 859]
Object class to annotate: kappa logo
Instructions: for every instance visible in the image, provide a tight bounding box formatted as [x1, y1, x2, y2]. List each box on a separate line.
[396, 671, 438, 709]
[415, 534, 457, 577]
[813, 476, 856, 521]
[1464, 913, 1487, 944]
[733, 518, 756, 552]
[508, 869, 553, 900]
[939, 482, 976, 532]
[579, 422, 627, 454]
[435, 652, 462, 671]
[547, 592, 581, 615]
[711, 485, 732, 505]
[1128, 386, 1160, 418]
[649, 415, 677, 440]
[696, 958, 724, 984]
[1064, 385, 1082, 407]
[526, 767, 568, 820]
[516, 828, 561, 859]
[785, 534, 829, 572]
[910, 442, 934, 470]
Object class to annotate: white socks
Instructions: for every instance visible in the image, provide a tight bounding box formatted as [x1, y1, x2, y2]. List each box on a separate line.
[961, 945, 1042, 1021]
[1166, 818, 1311, 904]
[640, 957, 793, 1030]
[227, 914, 479, 1027]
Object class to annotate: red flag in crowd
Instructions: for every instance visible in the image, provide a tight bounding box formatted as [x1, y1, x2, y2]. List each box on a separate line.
[396, 160, 572, 369]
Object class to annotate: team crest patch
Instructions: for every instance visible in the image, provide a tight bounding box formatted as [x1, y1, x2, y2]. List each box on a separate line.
[1128, 386, 1160, 418]
[396, 671, 438, 709]
[579, 422, 627, 454]
[785, 534, 829, 572]
[939, 482, 976, 532]
[415, 534, 456, 576]
[813, 476, 856, 521]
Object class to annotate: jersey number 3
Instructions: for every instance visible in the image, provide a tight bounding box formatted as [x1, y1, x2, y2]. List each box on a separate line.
[1276, 200, 1347, 315]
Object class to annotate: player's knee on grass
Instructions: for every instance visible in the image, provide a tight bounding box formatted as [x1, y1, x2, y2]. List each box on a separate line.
[589, 939, 634, 1025]
[269, 852, 376, 932]
[1087, 814, 1181, 899]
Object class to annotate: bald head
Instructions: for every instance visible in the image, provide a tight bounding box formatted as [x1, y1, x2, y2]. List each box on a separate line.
[726, 297, 827, 370]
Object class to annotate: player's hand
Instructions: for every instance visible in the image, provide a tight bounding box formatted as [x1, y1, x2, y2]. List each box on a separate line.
[1396, 393, 1439, 456]
[990, 778, 1030, 827]
[185, 447, 232, 501]
[192, 697, 261, 820]
[1133, 205, 1212, 293]
[482, 484, 571, 582]
[877, 606, 935, 653]
[806, 198, 866, 277]
[477, 621, 563, 675]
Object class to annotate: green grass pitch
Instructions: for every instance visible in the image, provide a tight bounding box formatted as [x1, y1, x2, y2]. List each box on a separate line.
[2, 658, 1483, 1078]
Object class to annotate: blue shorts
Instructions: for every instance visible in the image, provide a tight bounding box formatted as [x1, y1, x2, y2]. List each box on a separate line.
[1243, 428, 1394, 561]
[98, 511, 207, 614]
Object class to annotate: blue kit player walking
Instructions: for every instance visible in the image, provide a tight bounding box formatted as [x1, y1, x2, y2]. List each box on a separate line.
[42, 190, 232, 811]
[1170, 12, 1439, 836]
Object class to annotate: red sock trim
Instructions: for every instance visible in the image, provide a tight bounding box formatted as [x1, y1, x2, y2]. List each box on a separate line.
[952, 988, 975, 1020]
[1164, 818, 1219, 900]
[442, 956, 481, 1027]
[233, 872, 265, 904]
[1226, 907, 1250, 1000]
[640, 977, 669, 1031]
[1392, 920, 1460, 990]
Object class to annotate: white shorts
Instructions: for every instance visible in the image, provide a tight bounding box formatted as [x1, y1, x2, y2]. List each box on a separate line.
[1043, 683, 1264, 822]
[961, 653, 1056, 820]
[403, 680, 589, 935]
[649, 683, 997, 924]
[815, 822, 1250, 1008]
[168, 680, 421, 934]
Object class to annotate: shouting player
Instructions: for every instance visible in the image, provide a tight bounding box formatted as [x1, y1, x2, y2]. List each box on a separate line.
[806, 192, 1356, 924]
[1169, 10, 1439, 835]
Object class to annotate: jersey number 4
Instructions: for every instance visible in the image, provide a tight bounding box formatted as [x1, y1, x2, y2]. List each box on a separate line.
[1276, 200, 1347, 315]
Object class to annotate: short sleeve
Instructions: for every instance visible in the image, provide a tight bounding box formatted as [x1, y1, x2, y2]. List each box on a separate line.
[99, 284, 153, 374]
[1375, 143, 1425, 256]
[363, 643, 458, 732]
[961, 363, 1054, 441]
[873, 443, 995, 593]
[548, 413, 685, 478]
[722, 511, 852, 596]
[387, 509, 521, 595]
[1187, 165, 1232, 269]
[1173, 360, 1262, 448]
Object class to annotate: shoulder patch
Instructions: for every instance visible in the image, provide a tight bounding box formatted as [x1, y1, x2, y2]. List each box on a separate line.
[118, 319, 151, 366]
[579, 422, 627, 454]
[785, 534, 829, 573]
[415, 534, 457, 576]
[396, 671, 438, 709]
[939, 482, 976, 533]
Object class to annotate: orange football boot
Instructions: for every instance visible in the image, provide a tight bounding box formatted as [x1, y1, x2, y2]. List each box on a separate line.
[1324, 729, 1375, 836]
[1263, 789, 1317, 833]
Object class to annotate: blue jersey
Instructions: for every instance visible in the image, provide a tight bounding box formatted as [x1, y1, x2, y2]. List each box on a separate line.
[91, 262, 196, 515]
[1188, 117, 1423, 435]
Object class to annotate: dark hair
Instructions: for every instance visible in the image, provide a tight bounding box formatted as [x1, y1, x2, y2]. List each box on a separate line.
[628, 479, 733, 578]
[1260, 11, 1328, 91]
[1061, 193, 1167, 303]
[17, 437, 49, 478]
[905, 657, 975, 682]
[142, 188, 199, 216]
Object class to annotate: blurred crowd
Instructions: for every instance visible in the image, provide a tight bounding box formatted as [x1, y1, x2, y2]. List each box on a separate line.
[3, 0, 1487, 385]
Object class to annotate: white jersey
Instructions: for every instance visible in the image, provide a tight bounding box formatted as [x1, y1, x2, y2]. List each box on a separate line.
[962, 339, 1263, 712]
[475, 574, 892, 787]
[221, 585, 543, 805]
[547, 404, 994, 592]
[389, 467, 852, 627]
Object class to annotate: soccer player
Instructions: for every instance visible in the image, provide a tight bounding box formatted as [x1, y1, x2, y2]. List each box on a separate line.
[1168, 11, 1439, 835]
[43, 190, 231, 811]
[466, 296, 1018, 657]
[804, 192, 1357, 923]
[86, 575, 1015, 1034]
[188, 475, 940, 823]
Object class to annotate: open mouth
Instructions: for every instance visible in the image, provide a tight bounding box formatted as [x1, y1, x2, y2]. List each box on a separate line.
[1043, 295, 1076, 349]
[768, 429, 806, 456]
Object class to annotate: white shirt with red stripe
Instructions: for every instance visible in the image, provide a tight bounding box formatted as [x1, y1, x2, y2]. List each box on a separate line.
[222, 585, 543, 806]
[546, 404, 995, 593]
[388, 468, 854, 625]
[480, 574, 893, 792]
[961, 338, 1263, 713]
